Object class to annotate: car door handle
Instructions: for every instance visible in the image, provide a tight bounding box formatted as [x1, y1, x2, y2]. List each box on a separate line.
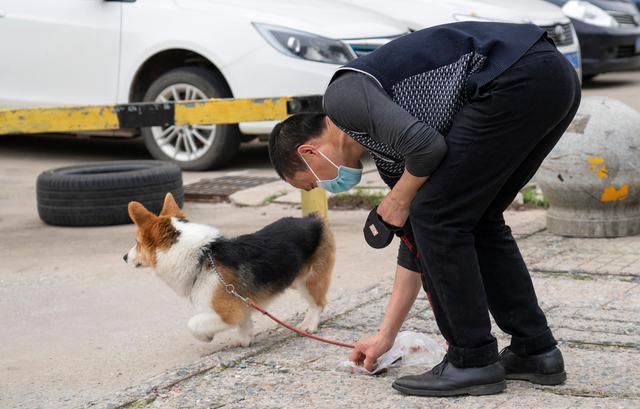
[0, 10, 6, 18]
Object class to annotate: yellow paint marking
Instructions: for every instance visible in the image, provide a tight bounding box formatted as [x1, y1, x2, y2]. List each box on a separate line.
[587, 157, 608, 179]
[174, 98, 290, 125]
[595, 165, 608, 179]
[587, 157, 604, 166]
[0, 106, 120, 134]
[601, 184, 629, 202]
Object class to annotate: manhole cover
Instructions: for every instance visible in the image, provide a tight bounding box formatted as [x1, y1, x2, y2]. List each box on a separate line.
[184, 175, 279, 203]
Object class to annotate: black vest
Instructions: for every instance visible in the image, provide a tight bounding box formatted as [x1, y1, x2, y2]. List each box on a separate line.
[327, 22, 546, 179]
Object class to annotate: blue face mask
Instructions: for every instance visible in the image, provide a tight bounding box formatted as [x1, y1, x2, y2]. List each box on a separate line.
[301, 151, 363, 193]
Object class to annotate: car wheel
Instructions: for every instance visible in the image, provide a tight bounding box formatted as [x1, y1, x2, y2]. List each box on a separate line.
[36, 161, 183, 226]
[140, 67, 240, 170]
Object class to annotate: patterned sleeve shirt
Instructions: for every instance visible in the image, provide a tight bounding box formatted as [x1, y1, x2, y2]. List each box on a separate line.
[324, 71, 448, 178]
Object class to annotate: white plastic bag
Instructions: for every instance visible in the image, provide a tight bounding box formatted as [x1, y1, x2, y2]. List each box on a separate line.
[338, 331, 445, 375]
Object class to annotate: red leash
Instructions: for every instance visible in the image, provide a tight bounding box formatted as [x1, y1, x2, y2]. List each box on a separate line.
[247, 299, 355, 349]
[246, 235, 441, 352]
[206, 240, 437, 352]
[248, 234, 434, 351]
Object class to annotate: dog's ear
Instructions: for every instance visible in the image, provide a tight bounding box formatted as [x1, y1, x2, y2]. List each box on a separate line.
[128, 201, 156, 226]
[160, 192, 186, 219]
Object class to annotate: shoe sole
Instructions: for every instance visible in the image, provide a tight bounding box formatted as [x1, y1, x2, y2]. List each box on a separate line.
[391, 380, 506, 397]
[506, 371, 567, 386]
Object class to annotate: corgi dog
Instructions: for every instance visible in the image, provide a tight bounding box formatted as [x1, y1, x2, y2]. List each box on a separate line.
[123, 193, 335, 346]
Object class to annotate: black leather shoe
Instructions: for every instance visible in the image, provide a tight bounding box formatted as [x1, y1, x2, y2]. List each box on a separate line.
[499, 346, 566, 385]
[392, 356, 506, 397]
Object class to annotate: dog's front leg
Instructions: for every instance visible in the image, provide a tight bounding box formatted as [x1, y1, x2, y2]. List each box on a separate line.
[237, 316, 253, 347]
[187, 312, 231, 342]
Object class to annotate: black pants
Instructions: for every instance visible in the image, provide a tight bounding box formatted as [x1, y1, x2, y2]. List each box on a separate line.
[409, 39, 581, 368]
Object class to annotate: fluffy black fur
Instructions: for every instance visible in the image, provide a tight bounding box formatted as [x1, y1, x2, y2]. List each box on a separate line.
[206, 214, 324, 293]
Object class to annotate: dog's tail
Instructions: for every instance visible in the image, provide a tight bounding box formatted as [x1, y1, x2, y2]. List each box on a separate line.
[306, 211, 334, 249]
[307, 211, 335, 270]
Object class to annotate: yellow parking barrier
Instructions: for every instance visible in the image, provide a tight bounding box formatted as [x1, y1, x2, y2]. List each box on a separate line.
[0, 95, 328, 218]
[0, 96, 322, 135]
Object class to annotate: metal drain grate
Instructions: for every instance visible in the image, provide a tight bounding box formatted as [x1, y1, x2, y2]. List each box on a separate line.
[184, 175, 279, 203]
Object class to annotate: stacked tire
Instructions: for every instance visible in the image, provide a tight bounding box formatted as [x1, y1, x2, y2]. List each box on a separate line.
[36, 161, 183, 226]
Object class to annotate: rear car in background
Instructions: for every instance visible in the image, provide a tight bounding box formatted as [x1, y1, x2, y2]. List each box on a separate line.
[342, 0, 582, 77]
[0, 0, 407, 170]
[546, 0, 640, 79]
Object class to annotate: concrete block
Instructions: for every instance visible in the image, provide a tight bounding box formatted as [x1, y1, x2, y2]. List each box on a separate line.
[537, 97, 640, 237]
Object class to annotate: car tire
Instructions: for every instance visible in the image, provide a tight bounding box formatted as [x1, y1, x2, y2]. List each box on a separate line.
[36, 161, 183, 227]
[140, 67, 240, 170]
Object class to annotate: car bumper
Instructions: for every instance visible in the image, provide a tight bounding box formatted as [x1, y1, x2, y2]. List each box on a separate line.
[572, 19, 640, 75]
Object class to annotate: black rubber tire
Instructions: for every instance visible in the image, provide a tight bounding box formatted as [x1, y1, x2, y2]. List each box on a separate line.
[140, 67, 240, 170]
[36, 161, 183, 227]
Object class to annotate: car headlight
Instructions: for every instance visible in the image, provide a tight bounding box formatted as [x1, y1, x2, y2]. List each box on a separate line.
[562, 1, 619, 28]
[253, 23, 355, 64]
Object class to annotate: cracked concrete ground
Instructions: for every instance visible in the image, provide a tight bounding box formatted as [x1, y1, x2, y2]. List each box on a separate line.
[85, 210, 639, 409]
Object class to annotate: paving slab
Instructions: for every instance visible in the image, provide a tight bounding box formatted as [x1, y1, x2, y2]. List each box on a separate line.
[519, 232, 640, 279]
[228, 180, 294, 206]
[229, 166, 385, 207]
[505, 209, 547, 238]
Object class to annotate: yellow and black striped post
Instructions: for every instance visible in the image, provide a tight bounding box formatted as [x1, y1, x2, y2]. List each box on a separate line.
[0, 95, 328, 218]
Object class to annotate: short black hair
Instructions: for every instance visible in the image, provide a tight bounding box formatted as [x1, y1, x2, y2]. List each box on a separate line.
[268, 113, 327, 179]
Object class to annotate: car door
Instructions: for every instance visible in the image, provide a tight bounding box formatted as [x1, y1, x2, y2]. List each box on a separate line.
[0, 0, 122, 108]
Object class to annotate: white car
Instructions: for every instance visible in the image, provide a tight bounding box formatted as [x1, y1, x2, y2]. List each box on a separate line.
[0, 0, 406, 169]
[341, 0, 582, 76]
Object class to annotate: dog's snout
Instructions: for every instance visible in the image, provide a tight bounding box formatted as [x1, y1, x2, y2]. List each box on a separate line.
[123, 253, 128, 263]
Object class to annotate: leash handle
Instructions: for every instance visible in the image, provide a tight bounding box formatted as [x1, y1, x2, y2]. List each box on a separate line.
[247, 299, 355, 349]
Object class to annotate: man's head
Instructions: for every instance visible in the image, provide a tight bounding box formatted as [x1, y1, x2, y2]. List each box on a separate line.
[269, 113, 354, 190]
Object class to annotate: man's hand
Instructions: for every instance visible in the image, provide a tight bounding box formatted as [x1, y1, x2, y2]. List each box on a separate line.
[349, 332, 395, 372]
[377, 191, 410, 228]
[377, 190, 411, 227]
[377, 169, 428, 228]
[348, 265, 422, 373]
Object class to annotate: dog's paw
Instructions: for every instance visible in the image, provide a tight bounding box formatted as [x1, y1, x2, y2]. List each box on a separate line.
[191, 332, 214, 343]
[187, 319, 214, 342]
[237, 337, 253, 348]
[188, 327, 214, 342]
[298, 320, 318, 333]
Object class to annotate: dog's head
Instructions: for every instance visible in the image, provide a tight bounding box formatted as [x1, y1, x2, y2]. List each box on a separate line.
[124, 193, 221, 297]
[124, 192, 186, 269]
